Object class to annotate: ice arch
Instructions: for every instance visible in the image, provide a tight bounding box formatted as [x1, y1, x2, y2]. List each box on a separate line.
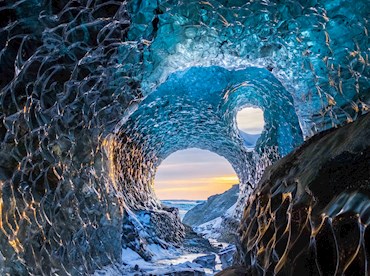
[130, 0, 370, 136]
[111, 66, 303, 212]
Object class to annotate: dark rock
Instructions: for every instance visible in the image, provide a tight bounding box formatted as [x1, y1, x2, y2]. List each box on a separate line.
[236, 113, 370, 275]
[219, 245, 236, 269]
[193, 254, 216, 269]
[150, 262, 206, 276]
[215, 265, 255, 276]
[182, 224, 215, 253]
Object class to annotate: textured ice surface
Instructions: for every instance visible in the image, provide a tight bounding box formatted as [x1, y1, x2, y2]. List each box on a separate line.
[237, 113, 370, 274]
[113, 66, 303, 214]
[0, 0, 369, 274]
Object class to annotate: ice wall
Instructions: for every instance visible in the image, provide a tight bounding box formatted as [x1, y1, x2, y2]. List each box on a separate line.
[0, 0, 368, 274]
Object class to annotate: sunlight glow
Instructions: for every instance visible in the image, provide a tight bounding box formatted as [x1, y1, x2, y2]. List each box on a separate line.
[236, 107, 264, 134]
[154, 149, 238, 200]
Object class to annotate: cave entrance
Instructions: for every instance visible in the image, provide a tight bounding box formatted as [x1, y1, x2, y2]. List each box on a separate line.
[154, 148, 239, 221]
[154, 148, 239, 231]
[153, 148, 240, 269]
[154, 148, 240, 274]
[154, 148, 239, 201]
[114, 66, 303, 212]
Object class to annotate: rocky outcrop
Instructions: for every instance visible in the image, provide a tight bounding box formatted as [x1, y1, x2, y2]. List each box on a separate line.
[235, 113, 370, 275]
[193, 254, 216, 269]
[183, 185, 239, 227]
[215, 266, 254, 276]
[219, 245, 237, 270]
[182, 224, 215, 254]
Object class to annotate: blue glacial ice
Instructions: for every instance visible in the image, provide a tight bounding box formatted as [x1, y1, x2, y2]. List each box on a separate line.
[0, 0, 368, 274]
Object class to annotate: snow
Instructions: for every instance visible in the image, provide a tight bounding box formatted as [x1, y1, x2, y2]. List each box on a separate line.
[149, 262, 205, 275]
[194, 217, 223, 240]
[146, 244, 177, 261]
[94, 247, 209, 275]
[94, 240, 230, 276]
[94, 199, 237, 275]
[122, 248, 143, 264]
[136, 212, 151, 226]
[194, 202, 238, 240]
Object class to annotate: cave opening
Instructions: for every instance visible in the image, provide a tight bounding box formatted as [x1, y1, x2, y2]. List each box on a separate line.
[153, 147, 240, 271]
[154, 148, 239, 201]
[150, 105, 266, 269]
[235, 106, 265, 149]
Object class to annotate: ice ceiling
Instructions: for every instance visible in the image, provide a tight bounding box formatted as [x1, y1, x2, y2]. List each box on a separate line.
[0, 0, 369, 274]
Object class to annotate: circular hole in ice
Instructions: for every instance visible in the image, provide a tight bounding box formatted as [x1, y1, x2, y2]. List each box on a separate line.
[236, 107, 264, 149]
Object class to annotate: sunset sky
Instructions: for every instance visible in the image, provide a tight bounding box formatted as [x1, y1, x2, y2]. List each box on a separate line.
[154, 107, 264, 200]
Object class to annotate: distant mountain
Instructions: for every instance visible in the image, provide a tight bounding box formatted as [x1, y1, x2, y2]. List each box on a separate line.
[161, 200, 204, 219]
[239, 131, 260, 148]
[183, 185, 239, 227]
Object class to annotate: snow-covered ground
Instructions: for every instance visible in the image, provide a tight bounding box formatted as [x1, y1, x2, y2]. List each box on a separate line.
[93, 200, 236, 275]
[93, 244, 226, 276]
[194, 202, 237, 240]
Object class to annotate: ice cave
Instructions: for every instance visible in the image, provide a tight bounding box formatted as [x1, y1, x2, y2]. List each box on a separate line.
[0, 0, 369, 275]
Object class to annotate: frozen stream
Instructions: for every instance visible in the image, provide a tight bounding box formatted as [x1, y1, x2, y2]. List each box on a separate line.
[94, 239, 234, 276]
[155, 239, 231, 274]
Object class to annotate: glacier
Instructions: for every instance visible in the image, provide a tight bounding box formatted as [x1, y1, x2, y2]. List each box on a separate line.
[0, 0, 369, 275]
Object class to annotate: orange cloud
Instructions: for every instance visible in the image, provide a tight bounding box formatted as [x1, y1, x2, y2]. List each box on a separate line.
[155, 174, 239, 200]
[154, 148, 239, 200]
[212, 175, 239, 183]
